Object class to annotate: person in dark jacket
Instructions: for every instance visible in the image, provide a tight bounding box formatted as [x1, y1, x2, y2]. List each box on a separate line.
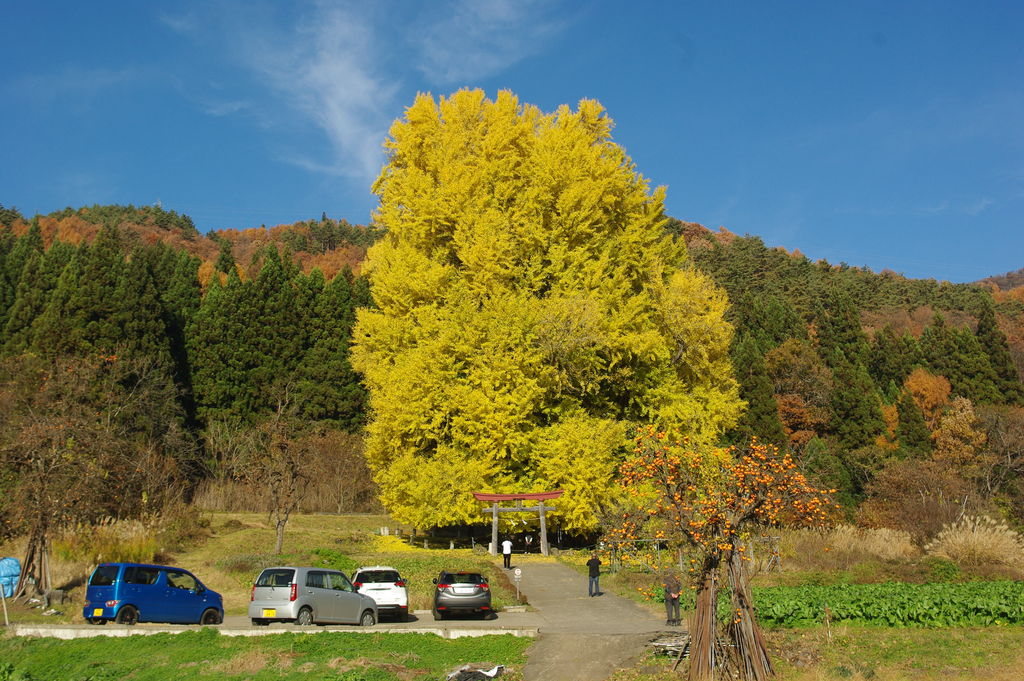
[586, 553, 601, 597]
[663, 572, 681, 625]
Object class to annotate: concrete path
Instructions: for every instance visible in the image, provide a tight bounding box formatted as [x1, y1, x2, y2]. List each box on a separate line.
[512, 562, 667, 681]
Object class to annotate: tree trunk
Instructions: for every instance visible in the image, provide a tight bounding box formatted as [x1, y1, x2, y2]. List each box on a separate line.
[15, 523, 50, 599]
[275, 515, 287, 555]
[687, 554, 720, 681]
[727, 548, 773, 680]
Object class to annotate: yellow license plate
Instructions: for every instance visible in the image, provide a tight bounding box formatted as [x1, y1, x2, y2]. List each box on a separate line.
[93, 608, 103, 616]
[262, 609, 276, 617]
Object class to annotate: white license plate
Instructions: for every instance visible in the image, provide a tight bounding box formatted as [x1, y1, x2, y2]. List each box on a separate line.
[262, 609, 276, 617]
[453, 586, 475, 595]
[93, 608, 103, 617]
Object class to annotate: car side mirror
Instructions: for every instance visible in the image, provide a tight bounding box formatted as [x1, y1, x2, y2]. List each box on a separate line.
[196, 585, 205, 594]
[432, 578, 438, 585]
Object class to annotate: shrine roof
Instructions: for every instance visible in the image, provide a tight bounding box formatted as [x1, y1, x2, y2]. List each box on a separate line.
[472, 490, 564, 502]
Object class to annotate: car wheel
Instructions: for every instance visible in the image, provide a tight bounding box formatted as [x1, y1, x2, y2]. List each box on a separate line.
[200, 608, 222, 625]
[295, 607, 314, 626]
[86, 618, 107, 625]
[115, 606, 139, 626]
[359, 610, 376, 627]
[251, 618, 269, 626]
[432, 609, 444, 621]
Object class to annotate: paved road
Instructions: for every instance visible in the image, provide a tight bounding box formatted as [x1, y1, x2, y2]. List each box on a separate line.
[512, 562, 667, 681]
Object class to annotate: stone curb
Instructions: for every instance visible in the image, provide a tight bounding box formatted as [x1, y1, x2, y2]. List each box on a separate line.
[7, 624, 538, 640]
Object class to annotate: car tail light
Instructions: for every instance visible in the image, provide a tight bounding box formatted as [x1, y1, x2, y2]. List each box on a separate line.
[289, 583, 297, 601]
[353, 581, 362, 588]
[437, 583, 451, 589]
[480, 583, 489, 591]
[250, 585, 256, 601]
[105, 600, 119, 607]
[394, 580, 405, 587]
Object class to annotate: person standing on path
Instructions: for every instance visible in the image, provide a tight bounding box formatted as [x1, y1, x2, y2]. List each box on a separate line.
[663, 572, 681, 625]
[502, 537, 513, 569]
[586, 552, 602, 596]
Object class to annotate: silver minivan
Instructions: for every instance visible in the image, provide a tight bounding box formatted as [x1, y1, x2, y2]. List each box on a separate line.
[249, 566, 377, 627]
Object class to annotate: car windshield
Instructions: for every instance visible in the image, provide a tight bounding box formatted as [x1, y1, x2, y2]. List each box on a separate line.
[89, 565, 120, 586]
[444, 573, 484, 584]
[256, 569, 295, 587]
[357, 570, 400, 583]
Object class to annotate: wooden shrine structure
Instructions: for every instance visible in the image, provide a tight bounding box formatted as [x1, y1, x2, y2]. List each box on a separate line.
[472, 490, 563, 557]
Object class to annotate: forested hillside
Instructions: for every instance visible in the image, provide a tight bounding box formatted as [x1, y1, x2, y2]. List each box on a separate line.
[685, 227, 1024, 533]
[1, 203, 1022, 548]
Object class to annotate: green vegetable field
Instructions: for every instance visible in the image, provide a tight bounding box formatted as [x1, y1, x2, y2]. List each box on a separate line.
[751, 581, 1024, 627]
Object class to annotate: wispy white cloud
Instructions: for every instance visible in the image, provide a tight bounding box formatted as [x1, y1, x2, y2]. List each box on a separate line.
[413, 0, 566, 84]
[173, 1, 570, 181]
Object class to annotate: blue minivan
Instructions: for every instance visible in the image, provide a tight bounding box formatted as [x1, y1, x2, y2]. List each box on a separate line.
[83, 562, 224, 625]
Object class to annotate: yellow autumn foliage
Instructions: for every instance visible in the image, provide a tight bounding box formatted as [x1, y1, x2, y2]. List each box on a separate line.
[352, 89, 741, 530]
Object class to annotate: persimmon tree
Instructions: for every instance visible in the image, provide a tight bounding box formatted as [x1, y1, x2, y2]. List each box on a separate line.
[352, 89, 741, 530]
[613, 427, 833, 681]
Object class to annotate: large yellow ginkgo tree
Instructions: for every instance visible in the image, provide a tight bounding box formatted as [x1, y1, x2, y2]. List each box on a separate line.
[352, 89, 741, 530]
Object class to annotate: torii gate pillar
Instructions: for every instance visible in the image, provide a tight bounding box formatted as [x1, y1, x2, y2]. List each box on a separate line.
[473, 490, 564, 557]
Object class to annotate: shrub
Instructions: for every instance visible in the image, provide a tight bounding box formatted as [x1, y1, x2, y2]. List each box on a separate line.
[925, 515, 1024, 569]
[827, 525, 918, 562]
[53, 517, 157, 565]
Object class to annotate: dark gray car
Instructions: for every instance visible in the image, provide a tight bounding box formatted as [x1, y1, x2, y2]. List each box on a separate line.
[432, 571, 493, 620]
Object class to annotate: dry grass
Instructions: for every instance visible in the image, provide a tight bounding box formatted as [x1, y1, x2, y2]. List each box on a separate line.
[826, 525, 918, 562]
[209, 650, 271, 676]
[926, 515, 1024, 571]
[53, 517, 158, 566]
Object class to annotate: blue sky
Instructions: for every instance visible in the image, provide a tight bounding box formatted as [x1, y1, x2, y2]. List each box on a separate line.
[2, 1, 1022, 283]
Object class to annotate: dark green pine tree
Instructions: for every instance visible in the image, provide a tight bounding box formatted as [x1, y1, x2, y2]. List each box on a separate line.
[113, 250, 175, 366]
[29, 249, 85, 357]
[868, 325, 922, 390]
[214, 239, 236, 274]
[815, 288, 871, 368]
[188, 270, 260, 423]
[829, 355, 886, 450]
[248, 247, 307, 405]
[295, 270, 369, 431]
[68, 225, 125, 352]
[895, 389, 931, 456]
[1, 251, 45, 354]
[161, 250, 203, 424]
[921, 313, 1001, 403]
[4, 241, 75, 355]
[975, 301, 1024, 404]
[0, 221, 45, 332]
[727, 333, 788, 446]
[948, 328, 1002, 404]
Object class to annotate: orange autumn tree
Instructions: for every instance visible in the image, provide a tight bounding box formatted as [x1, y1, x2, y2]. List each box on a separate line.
[614, 427, 833, 681]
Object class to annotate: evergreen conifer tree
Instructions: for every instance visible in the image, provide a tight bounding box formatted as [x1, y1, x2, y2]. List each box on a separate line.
[295, 270, 368, 431]
[729, 334, 788, 446]
[68, 225, 124, 352]
[895, 389, 931, 455]
[815, 288, 871, 368]
[830, 355, 886, 450]
[975, 301, 1024, 404]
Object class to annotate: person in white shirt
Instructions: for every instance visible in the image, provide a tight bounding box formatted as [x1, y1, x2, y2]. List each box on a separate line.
[501, 538, 513, 569]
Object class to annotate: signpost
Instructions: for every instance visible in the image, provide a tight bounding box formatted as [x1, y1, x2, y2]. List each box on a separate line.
[513, 567, 522, 602]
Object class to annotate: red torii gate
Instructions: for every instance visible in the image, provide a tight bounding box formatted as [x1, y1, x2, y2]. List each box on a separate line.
[473, 490, 563, 557]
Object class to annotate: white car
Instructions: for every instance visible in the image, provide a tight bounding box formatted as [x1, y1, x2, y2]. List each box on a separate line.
[352, 566, 409, 621]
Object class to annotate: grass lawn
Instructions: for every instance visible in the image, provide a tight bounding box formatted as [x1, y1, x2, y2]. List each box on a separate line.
[607, 624, 1024, 681]
[0, 629, 532, 681]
